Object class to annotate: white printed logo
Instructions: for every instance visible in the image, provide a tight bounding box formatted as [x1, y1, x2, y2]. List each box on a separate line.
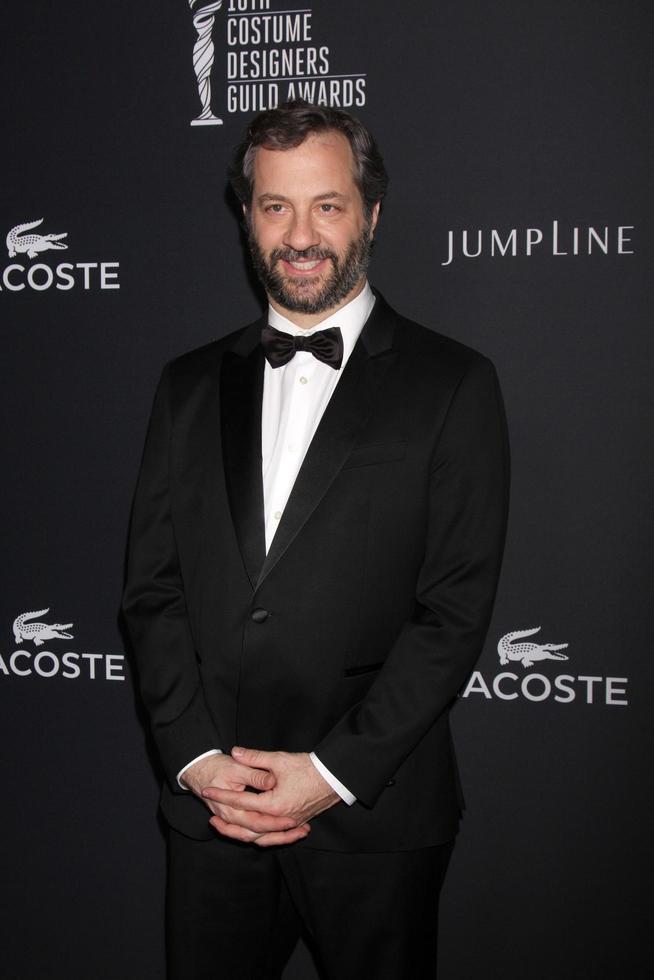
[189, 0, 224, 126]
[1, 219, 120, 294]
[460, 624, 629, 707]
[441, 220, 635, 266]
[187, 1, 368, 125]
[13, 608, 74, 646]
[2, 608, 124, 682]
[498, 627, 568, 668]
[6, 219, 68, 260]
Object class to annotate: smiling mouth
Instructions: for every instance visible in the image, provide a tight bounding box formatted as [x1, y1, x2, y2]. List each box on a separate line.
[288, 259, 322, 270]
[281, 257, 329, 276]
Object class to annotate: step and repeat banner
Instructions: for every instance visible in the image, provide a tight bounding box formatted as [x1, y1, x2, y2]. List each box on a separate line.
[2, 2, 651, 978]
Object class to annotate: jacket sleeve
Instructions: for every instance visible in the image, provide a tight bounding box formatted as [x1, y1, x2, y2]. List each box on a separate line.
[121, 364, 221, 790]
[314, 356, 511, 806]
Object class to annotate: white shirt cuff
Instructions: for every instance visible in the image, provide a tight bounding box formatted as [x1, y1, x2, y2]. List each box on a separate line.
[310, 751, 356, 805]
[176, 749, 222, 790]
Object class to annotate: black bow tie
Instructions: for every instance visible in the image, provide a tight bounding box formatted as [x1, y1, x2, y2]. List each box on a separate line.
[261, 324, 344, 370]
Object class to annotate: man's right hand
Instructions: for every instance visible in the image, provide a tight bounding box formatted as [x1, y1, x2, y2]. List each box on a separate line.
[180, 753, 310, 845]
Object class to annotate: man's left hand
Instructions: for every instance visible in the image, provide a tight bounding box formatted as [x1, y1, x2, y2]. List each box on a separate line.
[202, 747, 340, 847]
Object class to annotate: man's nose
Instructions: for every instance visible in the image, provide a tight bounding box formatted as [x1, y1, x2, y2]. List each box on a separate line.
[283, 211, 320, 252]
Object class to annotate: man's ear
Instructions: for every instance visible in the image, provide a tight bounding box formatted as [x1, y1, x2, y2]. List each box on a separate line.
[369, 201, 381, 238]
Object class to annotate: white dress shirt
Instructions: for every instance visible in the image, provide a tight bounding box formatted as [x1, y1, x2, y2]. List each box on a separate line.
[178, 282, 376, 805]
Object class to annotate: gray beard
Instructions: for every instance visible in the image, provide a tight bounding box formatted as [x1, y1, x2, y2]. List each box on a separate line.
[247, 222, 372, 315]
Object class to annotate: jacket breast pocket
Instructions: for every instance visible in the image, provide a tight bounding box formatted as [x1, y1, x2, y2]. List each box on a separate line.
[342, 441, 407, 470]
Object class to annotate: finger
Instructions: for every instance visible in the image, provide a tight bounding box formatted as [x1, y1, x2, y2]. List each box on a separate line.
[210, 818, 308, 849]
[217, 805, 297, 834]
[203, 787, 274, 814]
[235, 764, 276, 792]
[254, 825, 311, 848]
[231, 746, 275, 768]
[209, 813, 261, 844]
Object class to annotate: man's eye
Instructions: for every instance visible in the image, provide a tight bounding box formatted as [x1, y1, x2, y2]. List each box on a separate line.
[266, 204, 285, 213]
[319, 204, 337, 213]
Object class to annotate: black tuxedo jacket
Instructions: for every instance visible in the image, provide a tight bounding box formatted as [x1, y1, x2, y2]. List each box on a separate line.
[122, 290, 510, 851]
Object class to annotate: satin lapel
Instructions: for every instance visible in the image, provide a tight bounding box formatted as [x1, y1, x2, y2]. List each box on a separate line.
[256, 304, 398, 590]
[220, 330, 266, 590]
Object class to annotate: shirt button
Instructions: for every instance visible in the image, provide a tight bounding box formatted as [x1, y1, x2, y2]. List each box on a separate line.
[299, 376, 308, 385]
[273, 510, 281, 520]
[288, 444, 297, 453]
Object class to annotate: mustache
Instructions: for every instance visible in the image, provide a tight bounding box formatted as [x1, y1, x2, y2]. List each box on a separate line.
[270, 246, 336, 264]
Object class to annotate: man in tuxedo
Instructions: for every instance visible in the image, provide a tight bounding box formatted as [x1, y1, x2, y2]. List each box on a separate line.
[122, 100, 510, 979]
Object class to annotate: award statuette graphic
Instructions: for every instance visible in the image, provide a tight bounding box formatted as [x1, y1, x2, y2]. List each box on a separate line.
[188, 0, 223, 126]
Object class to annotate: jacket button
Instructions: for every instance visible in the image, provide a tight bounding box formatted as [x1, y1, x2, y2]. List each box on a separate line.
[385, 779, 396, 787]
[251, 608, 269, 623]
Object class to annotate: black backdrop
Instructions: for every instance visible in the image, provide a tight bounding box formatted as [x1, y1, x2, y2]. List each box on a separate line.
[2, 2, 652, 978]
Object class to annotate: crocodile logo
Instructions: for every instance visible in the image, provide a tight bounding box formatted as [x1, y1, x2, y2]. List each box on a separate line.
[6, 220, 68, 260]
[498, 627, 569, 668]
[13, 608, 74, 646]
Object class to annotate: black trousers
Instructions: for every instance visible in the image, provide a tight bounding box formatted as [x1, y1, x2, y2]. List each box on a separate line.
[166, 827, 454, 980]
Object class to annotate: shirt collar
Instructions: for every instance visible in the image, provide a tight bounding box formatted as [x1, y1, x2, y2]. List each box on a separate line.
[267, 281, 376, 367]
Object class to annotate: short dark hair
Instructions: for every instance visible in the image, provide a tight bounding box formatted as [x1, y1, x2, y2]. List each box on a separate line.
[229, 100, 388, 219]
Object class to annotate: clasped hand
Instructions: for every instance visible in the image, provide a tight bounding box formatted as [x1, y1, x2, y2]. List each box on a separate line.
[182, 747, 340, 847]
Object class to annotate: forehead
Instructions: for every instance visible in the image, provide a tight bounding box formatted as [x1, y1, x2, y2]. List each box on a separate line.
[251, 131, 358, 196]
